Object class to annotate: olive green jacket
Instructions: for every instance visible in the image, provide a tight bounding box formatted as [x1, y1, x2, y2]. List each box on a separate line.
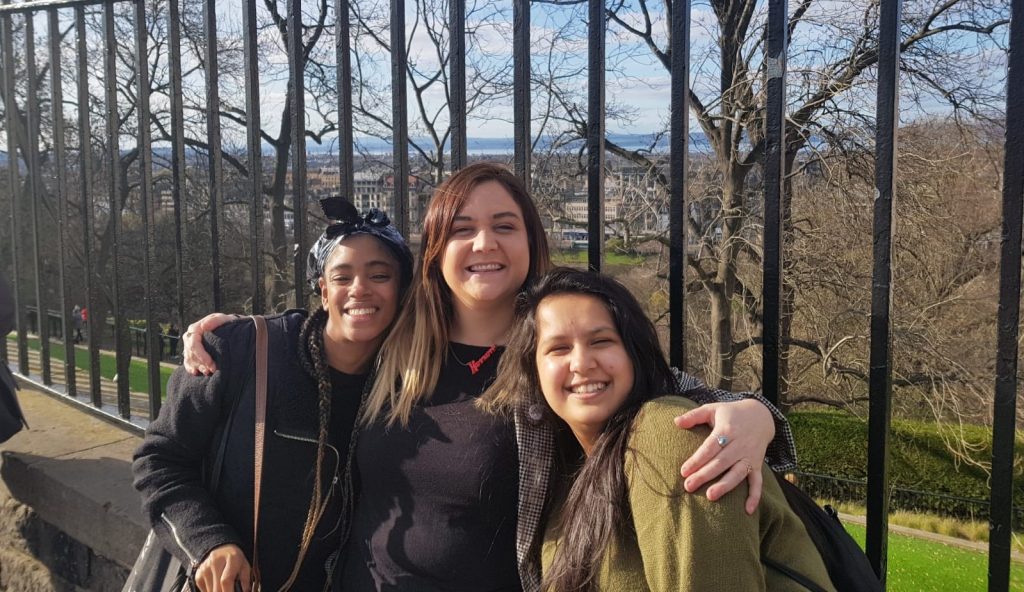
[542, 396, 835, 591]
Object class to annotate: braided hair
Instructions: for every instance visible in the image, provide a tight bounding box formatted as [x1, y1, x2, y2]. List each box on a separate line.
[276, 197, 410, 588]
[279, 306, 367, 589]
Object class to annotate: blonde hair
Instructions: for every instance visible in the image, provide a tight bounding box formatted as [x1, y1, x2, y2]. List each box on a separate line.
[363, 162, 551, 426]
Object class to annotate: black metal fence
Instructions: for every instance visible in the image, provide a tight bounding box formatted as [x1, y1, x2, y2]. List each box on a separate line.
[0, 0, 1017, 588]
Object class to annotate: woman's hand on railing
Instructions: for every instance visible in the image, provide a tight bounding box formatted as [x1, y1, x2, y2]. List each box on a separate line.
[194, 543, 252, 592]
[674, 398, 775, 515]
[182, 313, 236, 376]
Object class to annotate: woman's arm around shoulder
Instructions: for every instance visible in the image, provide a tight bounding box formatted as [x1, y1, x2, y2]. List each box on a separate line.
[627, 396, 766, 592]
[674, 370, 796, 471]
[131, 320, 254, 572]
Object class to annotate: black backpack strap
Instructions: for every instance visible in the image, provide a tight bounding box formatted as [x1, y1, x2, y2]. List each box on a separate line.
[762, 557, 832, 592]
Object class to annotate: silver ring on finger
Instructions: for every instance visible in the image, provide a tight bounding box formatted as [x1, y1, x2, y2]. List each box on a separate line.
[742, 459, 753, 474]
[716, 434, 729, 448]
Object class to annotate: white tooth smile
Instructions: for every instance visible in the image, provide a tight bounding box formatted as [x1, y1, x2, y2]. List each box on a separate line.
[347, 307, 376, 316]
[469, 263, 502, 272]
[570, 382, 607, 394]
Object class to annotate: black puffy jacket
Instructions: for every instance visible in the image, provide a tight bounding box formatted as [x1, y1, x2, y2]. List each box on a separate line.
[133, 312, 360, 591]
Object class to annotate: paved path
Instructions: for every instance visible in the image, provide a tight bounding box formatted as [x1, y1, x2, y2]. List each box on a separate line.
[838, 512, 1024, 562]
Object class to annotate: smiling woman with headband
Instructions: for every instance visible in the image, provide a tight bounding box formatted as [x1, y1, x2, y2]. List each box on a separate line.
[132, 198, 413, 592]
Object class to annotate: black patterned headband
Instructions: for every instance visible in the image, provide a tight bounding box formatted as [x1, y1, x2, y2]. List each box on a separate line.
[306, 197, 414, 296]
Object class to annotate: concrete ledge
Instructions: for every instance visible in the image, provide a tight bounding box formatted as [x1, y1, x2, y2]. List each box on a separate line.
[0, 385, 146, 588]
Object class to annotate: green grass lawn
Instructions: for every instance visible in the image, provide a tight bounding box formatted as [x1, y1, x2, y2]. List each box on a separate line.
[844, 523, 1024, 590]
[552, 248, 647, 267]
[6, 334, 174, 396]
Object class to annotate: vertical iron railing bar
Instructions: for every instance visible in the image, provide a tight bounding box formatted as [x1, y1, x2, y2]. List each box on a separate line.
[390, 0, 408, 235]
[987, 0, 1024, 587]
[760, 0, 787, 406]
[335, 0, 353, 201]
[103, 0, 130, 417]
[449, 0, 465, 171]
[586, 0, 604, 272]
[288, 0, 307, 307]
[75, 5, 100, 406]
[48, 7, 74, 397]
[135, 0, 159, 418]
[512, 0, 529, 189]
[243, 0, 263, 313]
[25, 12, 50, 385]
[865, 0, 901, 580]
[668, 0, 690, 370]
[203, 0, 223, 310]
[1, 4, 27, 377]
[167, 0, 185, 331]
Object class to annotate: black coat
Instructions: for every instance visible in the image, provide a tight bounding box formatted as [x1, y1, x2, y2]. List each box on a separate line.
[0, 273, 26, 443]
[133, 312, 357, 591]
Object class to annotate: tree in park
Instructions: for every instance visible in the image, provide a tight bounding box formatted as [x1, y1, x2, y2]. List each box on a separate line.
[529, 0, 1008, 406]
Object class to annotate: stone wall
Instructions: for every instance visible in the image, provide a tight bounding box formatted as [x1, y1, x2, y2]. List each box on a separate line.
[0, 382, 146, 591]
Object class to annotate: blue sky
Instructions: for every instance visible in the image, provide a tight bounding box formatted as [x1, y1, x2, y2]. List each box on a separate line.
[16, 0, 1010, 153]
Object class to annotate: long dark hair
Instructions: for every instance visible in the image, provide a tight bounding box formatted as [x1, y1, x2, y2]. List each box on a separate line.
[484, 267, 676, 592]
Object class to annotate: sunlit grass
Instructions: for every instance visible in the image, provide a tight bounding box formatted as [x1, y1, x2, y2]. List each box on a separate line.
[824, 499, 1024, 555]
[6, 333, 173, 396]
[551, 248, 647, 267]
[844, 523, 1024, 591]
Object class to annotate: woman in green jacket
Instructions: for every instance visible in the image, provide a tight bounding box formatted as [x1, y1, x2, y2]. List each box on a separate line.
[485, 267, 835, 592]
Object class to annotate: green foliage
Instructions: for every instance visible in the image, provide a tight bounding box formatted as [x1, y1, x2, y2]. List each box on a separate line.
[842, 523, 1024, 590]
[790, 411, 1024, 522]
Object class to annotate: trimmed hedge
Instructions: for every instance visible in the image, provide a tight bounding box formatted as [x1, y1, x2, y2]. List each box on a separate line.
[789, 410, 1024, 524]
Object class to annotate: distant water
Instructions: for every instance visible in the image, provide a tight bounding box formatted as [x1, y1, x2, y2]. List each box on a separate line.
[331, 132, 711, 155]
[0, 133, 711, 166]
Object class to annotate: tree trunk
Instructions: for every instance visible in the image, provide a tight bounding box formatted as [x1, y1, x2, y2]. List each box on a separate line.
[709, 284, 734, 390]
[268, 91, 294, 310]
[708, 163, 746, 390]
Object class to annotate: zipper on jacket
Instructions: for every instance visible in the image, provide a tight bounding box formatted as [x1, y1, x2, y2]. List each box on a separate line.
[273, 429, 341, 471]
[273, 429, 339, 454]
[322, 548, 341, 592]
[160, 512, 198, 568]
[273, 429, 342, 503]
[275, 429, 345, 537]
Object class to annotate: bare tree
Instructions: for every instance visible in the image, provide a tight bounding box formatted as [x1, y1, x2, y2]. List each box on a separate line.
[346, 0, 513, 188]
[533, 0, 1008, 394]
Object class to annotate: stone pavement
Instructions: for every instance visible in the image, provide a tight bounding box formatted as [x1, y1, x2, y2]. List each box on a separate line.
[0, 383, 144, 591]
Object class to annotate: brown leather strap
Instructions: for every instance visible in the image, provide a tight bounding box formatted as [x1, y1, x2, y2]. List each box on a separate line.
[251, 315, 268, 589]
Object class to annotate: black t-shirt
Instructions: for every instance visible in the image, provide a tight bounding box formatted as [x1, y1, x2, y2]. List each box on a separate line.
[329, 366, 368, 453]
[266, 366, 366, 590]
[341, 344, 521, 591]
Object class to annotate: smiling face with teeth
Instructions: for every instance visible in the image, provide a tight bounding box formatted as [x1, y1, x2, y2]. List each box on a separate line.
[440, 180, 531, 317]
[534, 292, 634, 454]
[318, 234, 401, 367]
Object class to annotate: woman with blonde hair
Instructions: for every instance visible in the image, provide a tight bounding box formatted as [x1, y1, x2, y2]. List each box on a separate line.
[184, 162, 796, 591]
